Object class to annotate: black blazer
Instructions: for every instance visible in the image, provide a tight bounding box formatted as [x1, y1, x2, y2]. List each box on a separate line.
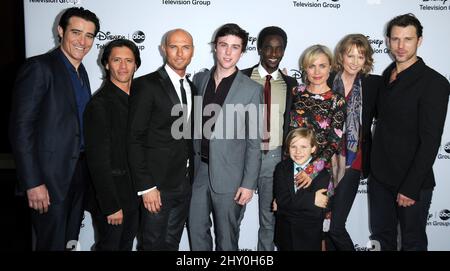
[328, 72, 381, 178]
[371, 58, 450, 200]
[128, 67, 195, 193]
[84, 80, 138, 215]
[241, 65, 298, 152]
[273, 158, 329, 221]
[10, 48, 90, 203]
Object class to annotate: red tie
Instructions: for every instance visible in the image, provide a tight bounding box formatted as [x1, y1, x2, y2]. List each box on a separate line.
[263, 75, 272, 154]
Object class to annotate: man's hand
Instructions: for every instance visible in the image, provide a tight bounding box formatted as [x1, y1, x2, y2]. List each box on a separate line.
[27, 184, 50, 214]
[397, 193, 416, 207]
[272, 199, 277, 212]
[107, 209, 123, 225]
[234, 187, 254, 206]
[295, 171, 312, 189]
[142, 188, 162, 213]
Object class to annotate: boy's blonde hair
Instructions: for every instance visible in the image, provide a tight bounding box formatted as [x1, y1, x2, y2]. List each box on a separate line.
[284, 127, 317, 156]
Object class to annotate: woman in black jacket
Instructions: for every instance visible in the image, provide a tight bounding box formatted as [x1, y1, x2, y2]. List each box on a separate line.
[327, 34, 380, 250]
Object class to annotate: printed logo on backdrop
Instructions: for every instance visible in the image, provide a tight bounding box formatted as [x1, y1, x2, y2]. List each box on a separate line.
[161, 0, 212, 7]
[437, 141, 450, 159]
[246, 35, 257, 53]
[28, 0, 82, 4]
[132, 31, 146, 44]
[354, 240, 381, 251]
[292, 0, 342, 10]
[95, 30, 146, 51]
[366, 35, 390, 55]
[357, 179, 368, 194]
[427, 209, 450, 227]
[419, 0, 449, 11]
[290, 69, 302, 82]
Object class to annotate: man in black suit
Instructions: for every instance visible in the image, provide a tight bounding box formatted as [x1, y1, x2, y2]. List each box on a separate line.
[128, 29, 195, 250]
[9, 7, 100, 250]
[241, 26, 298, 251]
[84, 39, 141, 250]
[370, 13, 450, 250]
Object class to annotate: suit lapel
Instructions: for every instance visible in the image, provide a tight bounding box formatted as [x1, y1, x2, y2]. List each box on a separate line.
[197, 69, 211, 98]
[186, 77, 197, 106]
[157, 67, 180, 106]
[51, 49, 78, 114]
[222, 71, 244, 106]
[286, 160, 297, 196]
[78, 64, 92, 97]
[361, 76, 370, 125]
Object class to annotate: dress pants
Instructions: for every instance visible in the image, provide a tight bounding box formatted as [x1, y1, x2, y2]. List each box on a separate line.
[91, 207, 139, 251]
[257, 147, 281, 251]
[328, 168, 360, 251]
[368, 177, 433, 251]
[31, 154, 89, 251]
[275, 216, 323, 251]
[188, 161, 246, 251]
[137, 180, 191, 251]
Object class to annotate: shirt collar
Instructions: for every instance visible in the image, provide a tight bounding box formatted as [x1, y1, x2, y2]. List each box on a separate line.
[164, 64, 186, 83]
[258, 63, 280, 80]
[57, 47, 78, 74]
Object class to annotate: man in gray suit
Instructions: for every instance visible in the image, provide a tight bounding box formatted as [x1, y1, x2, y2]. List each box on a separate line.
[188, 23, 263, 251]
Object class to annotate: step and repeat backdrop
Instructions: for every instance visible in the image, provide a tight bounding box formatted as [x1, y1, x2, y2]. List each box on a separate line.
[23, 0, 450, 250]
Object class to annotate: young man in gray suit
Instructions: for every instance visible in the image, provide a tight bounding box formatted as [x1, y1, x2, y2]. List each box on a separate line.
[188, 23, 263, 251]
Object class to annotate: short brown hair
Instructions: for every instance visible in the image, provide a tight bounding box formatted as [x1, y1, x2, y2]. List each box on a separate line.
[386, 13, 423, 38]
[284, 127, 317, 156]
[333, 34, 374, 76]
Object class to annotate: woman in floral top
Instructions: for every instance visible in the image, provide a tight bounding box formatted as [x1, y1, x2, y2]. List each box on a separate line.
[289, 44, 346, 194]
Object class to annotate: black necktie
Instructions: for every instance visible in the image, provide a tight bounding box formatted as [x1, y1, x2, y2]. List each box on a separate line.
[179, 78, 188, 108]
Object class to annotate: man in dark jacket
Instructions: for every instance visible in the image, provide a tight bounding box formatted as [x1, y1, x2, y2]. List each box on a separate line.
[84, 39, 141, 250]
[9, 7, 100, 251]
[370, 13, 450, 251]
[128, 29, 195, 250]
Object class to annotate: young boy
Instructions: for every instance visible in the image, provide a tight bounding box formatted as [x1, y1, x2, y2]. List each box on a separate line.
[273, 127, 329, 251]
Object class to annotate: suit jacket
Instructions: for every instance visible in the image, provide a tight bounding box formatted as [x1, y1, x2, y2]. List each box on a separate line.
[273, 158, 329, 221]
[84, 80, 138, 215]
[328, 72, 381, 178]
[10, 48, 91, 203]
[241, 65, 298, 152]
[371, 58, 450, 200]
[192, 69, 263, 193]
[128, 67, 195, 193]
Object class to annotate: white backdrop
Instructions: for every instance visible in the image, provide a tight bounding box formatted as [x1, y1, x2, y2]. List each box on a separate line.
[23, 0, 450, 251]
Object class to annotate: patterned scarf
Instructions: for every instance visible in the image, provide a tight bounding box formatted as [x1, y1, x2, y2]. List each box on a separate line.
[333, 72, 362, 167]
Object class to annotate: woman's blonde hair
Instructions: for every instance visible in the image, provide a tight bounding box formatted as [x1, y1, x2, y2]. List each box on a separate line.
[299, 44, 333, 84]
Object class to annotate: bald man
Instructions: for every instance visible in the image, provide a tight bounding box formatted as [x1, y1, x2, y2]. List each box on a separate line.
[128, 29, 195, 250]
